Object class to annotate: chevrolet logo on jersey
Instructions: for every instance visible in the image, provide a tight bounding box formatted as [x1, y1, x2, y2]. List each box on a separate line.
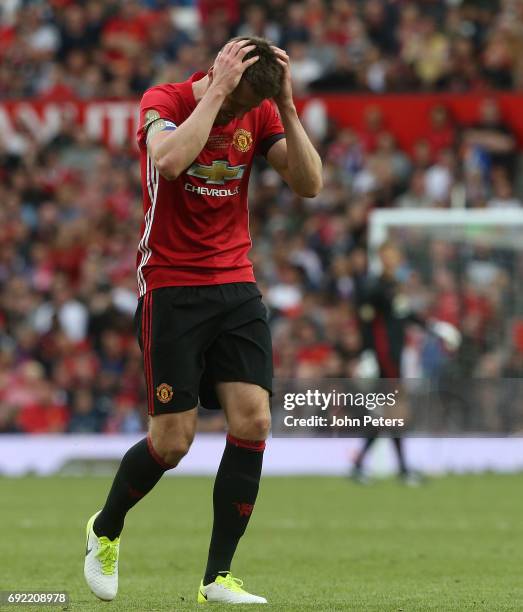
[187, 160, 246, 185]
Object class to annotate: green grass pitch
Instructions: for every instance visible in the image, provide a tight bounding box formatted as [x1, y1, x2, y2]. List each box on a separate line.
[1, 474, 522, 611]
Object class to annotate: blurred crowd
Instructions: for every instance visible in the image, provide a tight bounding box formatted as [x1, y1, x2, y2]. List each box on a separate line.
[2, 0, 523, 99]
[1, 0, 523, 434]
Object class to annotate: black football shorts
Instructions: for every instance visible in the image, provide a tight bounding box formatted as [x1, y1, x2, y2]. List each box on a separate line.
[134, 282, 273, 414]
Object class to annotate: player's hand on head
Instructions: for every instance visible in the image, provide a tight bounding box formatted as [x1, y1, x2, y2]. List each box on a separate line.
[270, 45, 293, 109]
[210, 39, 259, 96]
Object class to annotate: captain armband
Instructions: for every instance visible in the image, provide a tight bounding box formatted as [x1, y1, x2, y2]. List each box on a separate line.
[143, 109, 177, 145]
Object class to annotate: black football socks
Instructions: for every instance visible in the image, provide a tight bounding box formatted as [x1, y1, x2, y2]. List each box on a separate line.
[354, 435, 377, 469]
[203, 434, 265, 585]
[93, 435, 174, 540]
[392, 437, 407, 475]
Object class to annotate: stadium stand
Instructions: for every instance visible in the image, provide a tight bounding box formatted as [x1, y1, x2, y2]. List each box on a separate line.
[1, 0, 523, 433]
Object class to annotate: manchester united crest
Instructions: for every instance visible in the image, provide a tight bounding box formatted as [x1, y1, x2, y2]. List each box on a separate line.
[232, 128, 253, 153]
[156, 383, 173, 403]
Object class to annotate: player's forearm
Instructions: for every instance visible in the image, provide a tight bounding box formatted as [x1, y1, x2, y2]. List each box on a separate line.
[279, 104, 323, 198]
[152, 87, 226, 180]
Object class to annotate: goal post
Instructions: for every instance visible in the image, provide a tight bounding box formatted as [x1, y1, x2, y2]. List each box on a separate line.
[368, 208, 523, 274]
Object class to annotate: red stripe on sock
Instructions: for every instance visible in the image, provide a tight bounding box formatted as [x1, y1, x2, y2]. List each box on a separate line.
[226, 434, 266, 452]
[127, 485, 145, 499]
[146, 434, 175, 469]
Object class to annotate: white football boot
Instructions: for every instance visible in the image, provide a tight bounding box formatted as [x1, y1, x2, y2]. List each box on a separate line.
[83, 511, 120, 601]
[198, 573, 267, 604]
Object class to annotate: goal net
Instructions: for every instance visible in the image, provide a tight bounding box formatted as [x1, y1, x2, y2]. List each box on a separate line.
[368, 208, 523, 434]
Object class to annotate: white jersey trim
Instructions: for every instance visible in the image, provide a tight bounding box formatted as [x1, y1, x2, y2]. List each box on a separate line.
[137, 154, 160, 296]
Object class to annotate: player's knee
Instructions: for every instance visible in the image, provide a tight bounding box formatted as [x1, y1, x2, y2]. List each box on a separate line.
[148, 410, 197, 466]
[239, 413, 271, 441]
[154, 435, 193, 466]
[163, 444, 191, 467]
[149, 428, 194, 466]
[253, 414, 271, 439]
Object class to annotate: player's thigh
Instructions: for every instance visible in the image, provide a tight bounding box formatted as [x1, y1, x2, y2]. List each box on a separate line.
[217, 382, 271, 440]
[208, 295, 273, 395]
[207, 296, 272, 439]
[134, 286, 219, 416]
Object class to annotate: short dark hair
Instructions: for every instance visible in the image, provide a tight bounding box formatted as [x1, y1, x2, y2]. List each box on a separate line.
[229, 36, 283, 99]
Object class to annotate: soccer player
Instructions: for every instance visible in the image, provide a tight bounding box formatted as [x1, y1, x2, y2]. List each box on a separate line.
[83, 37, 322, 604]
[351, 242, 460, 484]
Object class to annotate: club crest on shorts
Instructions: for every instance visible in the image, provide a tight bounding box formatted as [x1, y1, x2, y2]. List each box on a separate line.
[156, 383, 173, 403]
[232, 128, 253, 153]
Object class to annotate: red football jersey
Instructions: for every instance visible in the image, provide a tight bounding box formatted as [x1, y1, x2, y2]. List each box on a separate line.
[135, 72, 285, 296]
